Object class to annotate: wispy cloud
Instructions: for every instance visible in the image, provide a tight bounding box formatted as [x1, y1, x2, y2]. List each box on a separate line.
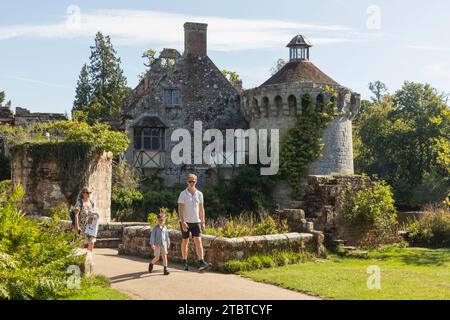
[407, 45, 450, 52]
[0, 9, 363, 51]
[0, 75, 69, 88]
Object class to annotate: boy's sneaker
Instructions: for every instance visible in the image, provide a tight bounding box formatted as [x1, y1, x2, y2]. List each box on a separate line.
[148, 263, 153, 273]
[198, 260, 212, 272]
[164, 268, 170, 275]
[182, 261, 189, 271]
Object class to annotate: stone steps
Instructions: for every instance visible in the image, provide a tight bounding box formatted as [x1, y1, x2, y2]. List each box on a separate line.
[95, 237, 122, 248]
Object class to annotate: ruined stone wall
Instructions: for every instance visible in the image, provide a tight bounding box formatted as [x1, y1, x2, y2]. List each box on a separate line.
[12, 147, 113, 223]
[118, 226, 324, 268]
[14, 107, 67, 127]
[298, 175, 373, 246]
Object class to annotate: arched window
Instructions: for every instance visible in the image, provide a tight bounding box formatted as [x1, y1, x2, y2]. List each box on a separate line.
[262, 97, 270, 118]
[351, 94, 357, 106]
[338, 93, 345, 111]
[274, 96, 282, 117]
[316, 94, 325, 112]
[252, 98, 260, 117]
[288, 95, 297, 116]
[329, 95, 337, 113]
[245, 98, 250, 117]
[301, 94, 312, 114]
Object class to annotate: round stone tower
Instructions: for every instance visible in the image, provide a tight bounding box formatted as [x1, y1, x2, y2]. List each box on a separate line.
[241, 35, 360, 176]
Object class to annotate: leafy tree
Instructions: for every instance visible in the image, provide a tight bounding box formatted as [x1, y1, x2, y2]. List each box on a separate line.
[270, 58, 287, 75]
[355, 82, 450, 208]
[72, 32, 129, 124]
[0, 91, 5, 105]
[369, 81, 388, 103]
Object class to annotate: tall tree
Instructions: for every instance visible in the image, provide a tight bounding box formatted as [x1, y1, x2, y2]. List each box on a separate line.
[72, 32, 129, 124]
[0, 91, 5, 105]
[73, 64, 90, 112]
[369, 81, 388, 103]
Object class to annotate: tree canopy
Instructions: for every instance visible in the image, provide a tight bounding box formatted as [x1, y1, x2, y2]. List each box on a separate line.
[354, 81, 450, 208]
[72, 32, 130, 124]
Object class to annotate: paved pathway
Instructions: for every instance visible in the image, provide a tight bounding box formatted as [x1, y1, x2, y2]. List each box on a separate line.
[93, 248, 319, 300]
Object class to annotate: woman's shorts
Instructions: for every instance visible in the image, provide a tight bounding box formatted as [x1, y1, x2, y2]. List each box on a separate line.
[83, 234, 97, 245]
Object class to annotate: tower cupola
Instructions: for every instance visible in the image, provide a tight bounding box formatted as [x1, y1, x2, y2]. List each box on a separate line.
[287, 35, 312, 61]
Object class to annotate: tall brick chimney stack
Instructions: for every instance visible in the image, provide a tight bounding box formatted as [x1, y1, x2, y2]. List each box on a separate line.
[184, 22, 208, 56]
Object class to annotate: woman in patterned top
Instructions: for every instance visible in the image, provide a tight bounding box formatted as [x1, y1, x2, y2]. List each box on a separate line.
[73, 187, 97, 252]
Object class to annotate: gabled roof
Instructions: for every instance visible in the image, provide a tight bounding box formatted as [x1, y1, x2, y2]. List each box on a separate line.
[262, 60, 339, 86]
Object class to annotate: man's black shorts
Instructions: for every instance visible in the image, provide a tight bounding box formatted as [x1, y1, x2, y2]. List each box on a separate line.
[181, 222, 202, 239]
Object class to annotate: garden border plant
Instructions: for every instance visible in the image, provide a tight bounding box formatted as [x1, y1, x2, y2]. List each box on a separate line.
[147, 209, 289, 238]
[338, 179, 401, 247]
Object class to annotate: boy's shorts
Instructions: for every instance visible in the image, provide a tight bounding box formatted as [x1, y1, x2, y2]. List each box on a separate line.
[180, 222, 202, 239]
[154, 245, 168, 257]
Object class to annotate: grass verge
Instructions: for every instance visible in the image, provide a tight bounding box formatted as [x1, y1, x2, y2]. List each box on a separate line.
[63, 275, 132, 300]
[241, 246, 450, 300]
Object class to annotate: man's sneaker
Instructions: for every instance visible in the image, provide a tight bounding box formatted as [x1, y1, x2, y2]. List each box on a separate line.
[182, 261, 189, 271]
[198, 260, 212, 272]
[164, 268, 170, 275]
[148, 263, 153, 273]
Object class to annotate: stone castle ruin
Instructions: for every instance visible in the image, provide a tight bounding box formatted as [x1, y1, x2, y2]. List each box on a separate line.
[11, 143, 113, 223]
[123, 22, 360, 204]
[7, 22, 362, 238]
[0, 106, 67, 127]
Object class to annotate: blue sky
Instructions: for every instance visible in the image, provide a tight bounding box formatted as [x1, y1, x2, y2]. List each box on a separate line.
[1, 0, 450, 114]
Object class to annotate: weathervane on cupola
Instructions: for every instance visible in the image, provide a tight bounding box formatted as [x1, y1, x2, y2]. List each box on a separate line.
[287, 35, 312, 61]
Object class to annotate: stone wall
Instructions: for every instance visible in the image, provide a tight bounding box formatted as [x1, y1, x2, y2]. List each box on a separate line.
[12, 146, 113, 223]
[118, 226, 325, 269]
[14, 107, 67, 127]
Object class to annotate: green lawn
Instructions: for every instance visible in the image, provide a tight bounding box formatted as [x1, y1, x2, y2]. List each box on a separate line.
[242, 246, 450, 300]
[65, 286, 132, 300]
[63, 275, 132, 300]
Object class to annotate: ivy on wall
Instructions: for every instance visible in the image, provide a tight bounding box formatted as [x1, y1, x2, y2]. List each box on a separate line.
[11, 142, 100, 205]
[280, 87, 337, 198]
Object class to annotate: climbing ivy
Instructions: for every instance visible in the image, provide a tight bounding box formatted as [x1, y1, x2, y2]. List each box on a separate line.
[280, 88, 337, 197]
[11, 142, 100, 205]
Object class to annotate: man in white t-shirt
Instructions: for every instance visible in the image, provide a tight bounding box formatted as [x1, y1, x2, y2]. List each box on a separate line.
[178, 174, 212, 272]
